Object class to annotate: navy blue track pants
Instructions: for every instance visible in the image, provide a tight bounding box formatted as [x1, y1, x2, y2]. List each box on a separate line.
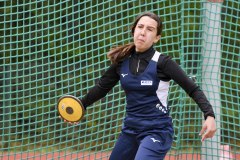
[109, 129, 173, 160]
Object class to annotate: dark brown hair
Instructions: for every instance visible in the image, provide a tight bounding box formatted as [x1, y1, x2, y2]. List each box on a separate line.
[107, 12, 163, 64]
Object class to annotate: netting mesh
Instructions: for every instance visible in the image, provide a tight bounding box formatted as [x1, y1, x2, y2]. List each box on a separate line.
[0, 1, 239, 160]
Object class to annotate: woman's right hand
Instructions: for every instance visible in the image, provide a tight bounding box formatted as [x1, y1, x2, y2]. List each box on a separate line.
[59, 116, 79, 125]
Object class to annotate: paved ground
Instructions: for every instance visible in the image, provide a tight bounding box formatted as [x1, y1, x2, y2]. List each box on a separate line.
[1, 152, 239, 160]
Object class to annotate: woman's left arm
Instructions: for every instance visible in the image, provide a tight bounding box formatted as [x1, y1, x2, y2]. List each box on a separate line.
[159, 56, 216, 141]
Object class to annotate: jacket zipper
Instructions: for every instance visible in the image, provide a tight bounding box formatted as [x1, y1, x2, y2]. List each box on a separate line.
[136, 59, 140, 73]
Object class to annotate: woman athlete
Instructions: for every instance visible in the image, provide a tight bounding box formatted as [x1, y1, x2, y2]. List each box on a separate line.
[66, 12, 217, 160]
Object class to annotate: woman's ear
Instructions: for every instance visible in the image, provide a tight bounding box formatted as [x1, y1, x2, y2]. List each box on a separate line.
[154, 35, 161, 43]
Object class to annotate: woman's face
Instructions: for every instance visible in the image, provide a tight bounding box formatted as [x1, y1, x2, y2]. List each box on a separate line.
[133, 16, 161, 52]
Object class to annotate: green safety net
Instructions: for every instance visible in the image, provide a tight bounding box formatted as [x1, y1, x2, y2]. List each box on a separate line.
[0, 1, 239, 160]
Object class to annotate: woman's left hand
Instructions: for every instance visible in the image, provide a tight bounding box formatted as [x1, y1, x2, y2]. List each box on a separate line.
[199, 116, 217, 142]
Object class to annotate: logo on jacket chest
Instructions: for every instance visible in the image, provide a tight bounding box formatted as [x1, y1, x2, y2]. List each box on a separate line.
[141, 80, 153, 86]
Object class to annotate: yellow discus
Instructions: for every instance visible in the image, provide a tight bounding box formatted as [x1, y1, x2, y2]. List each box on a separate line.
[57, 95, 85, 122]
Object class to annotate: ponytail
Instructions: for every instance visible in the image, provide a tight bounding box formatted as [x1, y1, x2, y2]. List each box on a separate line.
[107, 43, 135, 64]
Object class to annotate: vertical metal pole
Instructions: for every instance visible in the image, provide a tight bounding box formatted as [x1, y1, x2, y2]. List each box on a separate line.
[201, 1, 222, 160]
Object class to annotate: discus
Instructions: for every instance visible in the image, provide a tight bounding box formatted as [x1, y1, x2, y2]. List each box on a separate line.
[57, 95, 85, 122]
